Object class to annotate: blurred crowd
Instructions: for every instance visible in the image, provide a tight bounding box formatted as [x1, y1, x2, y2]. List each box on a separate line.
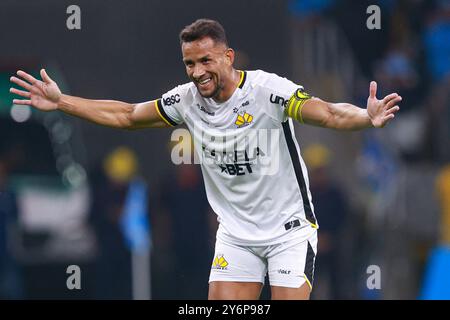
[290, 0, 450, 299]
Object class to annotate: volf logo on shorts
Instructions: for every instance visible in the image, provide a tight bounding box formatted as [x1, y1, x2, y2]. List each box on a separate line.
[212, 254, 229, 270]
[277, 269, 291, 275]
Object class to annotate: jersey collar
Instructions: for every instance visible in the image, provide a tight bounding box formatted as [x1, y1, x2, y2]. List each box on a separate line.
[237, 70, 247, 89]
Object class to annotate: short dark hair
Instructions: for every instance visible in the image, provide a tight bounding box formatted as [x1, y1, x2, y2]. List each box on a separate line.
[179, 19, 228, 47]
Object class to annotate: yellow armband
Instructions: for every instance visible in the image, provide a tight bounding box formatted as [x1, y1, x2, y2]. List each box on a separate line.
[285, 87, 312, 123]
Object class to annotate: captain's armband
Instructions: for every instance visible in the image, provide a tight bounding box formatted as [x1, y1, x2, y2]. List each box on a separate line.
[285, 87, 312, 123]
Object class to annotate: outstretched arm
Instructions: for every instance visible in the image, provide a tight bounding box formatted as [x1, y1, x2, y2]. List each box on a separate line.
[287, 81, 402, 130]
[10, 69, 169, 129]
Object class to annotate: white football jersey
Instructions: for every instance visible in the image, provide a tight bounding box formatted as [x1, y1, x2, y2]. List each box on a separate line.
[157, 70, 318, 245]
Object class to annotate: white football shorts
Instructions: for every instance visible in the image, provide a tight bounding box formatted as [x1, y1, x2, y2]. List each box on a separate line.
[209, 230, 317, 289]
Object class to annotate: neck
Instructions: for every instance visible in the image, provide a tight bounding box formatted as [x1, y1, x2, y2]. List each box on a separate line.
[213, 69, 241, 103]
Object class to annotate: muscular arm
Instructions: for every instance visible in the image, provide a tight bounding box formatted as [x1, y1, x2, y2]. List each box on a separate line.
[287, 81, 402, 130]
[10, 69, 170, 130]
[301, 98, 373, 131]
[57, 95, 169, 129]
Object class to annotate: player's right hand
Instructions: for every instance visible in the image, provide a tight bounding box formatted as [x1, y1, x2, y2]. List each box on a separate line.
[10, 69, 61, 111]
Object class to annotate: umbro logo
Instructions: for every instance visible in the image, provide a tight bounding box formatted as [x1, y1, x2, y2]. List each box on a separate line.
[233, 100, 250, 113]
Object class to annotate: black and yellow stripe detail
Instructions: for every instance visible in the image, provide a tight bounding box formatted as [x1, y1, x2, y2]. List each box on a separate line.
[303, 241, 316, 290]
[286, 87, 312, 123]
[237, 70, 247, 89]
[155, 99, 178, 127]
[282, 121, 318, 227]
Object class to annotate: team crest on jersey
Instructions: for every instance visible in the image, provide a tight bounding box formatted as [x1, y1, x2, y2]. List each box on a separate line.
[235, 112, 253, 128]
[212, 254, 229, 270]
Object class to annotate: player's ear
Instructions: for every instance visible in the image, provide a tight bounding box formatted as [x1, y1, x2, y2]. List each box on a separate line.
[225, 48, 235, 66]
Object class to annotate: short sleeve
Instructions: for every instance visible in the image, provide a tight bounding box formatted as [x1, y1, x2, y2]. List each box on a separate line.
[259, 72, 306, 123]
[155, 84, 191, 126]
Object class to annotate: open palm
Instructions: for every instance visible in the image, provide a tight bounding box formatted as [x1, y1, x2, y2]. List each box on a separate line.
[10, 69, 61, 111]
[367, 81, 402, 128]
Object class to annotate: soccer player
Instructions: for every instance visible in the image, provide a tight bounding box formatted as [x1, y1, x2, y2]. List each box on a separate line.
[9, 19, 401, 300]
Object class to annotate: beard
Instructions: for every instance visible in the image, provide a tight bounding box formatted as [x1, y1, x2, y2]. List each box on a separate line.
[198, 82, 223, 99]
[194, 74, 223, 99]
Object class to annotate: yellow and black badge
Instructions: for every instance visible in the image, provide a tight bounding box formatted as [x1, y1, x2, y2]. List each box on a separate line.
[235, 112, 253, 128]
[212, 254, 229, 270]
[286, 87, 312, 123]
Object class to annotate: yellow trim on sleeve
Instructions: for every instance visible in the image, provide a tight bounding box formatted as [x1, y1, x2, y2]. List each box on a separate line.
[154, 100, 175, 127]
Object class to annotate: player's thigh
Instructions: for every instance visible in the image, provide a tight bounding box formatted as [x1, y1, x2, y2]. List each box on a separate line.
[268, 231, 318, 300]
[208, 238, 266, 300]
[271, 281, 311, 300]
[209, 281, 263, 300]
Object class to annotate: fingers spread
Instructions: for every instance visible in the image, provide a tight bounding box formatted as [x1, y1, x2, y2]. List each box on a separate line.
[10, 76, 32, 91]
[17, 70, 38, 84]
[384, 96, 402, 110]
[13, 99, 31, 105]
[382, 114, 395, 122]
[382, 93, 399, 104]
[385, 105, 400, 115]
[10, 87, 31, 98]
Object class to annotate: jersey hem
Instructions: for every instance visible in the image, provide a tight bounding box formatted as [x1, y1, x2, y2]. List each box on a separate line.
[216, 224, 318, 247]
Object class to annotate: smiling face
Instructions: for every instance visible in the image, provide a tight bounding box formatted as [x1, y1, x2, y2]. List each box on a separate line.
[182, 37, 235, 101]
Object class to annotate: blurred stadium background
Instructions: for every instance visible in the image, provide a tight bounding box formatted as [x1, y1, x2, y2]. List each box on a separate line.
[0, 0, 449, 299]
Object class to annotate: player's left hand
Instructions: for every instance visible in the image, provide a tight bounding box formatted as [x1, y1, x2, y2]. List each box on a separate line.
[367, 81, 402, 128]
